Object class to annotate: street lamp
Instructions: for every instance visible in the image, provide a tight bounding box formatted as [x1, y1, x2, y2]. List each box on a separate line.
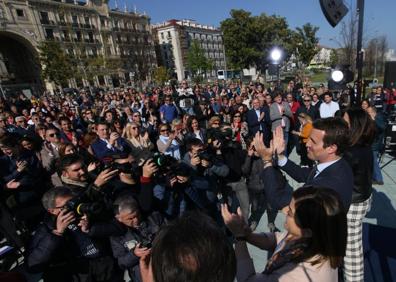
[270, 48, 282, 63]
[331, 70, 344, 82]
[269, 47, 284, 84]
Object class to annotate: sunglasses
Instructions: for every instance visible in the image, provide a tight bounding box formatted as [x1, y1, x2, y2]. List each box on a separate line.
[48, 133, 60, 137]
[304, 100, 311, 102]
[160, 129, 169, 132]
[234, 115, 241, 117]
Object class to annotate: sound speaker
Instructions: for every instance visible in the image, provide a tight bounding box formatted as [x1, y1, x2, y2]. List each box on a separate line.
[384, 61, 396, 89]
[319, 0, 349, 27]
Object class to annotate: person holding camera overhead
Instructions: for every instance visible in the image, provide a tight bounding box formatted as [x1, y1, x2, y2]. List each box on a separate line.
[27, 186, 124, 282]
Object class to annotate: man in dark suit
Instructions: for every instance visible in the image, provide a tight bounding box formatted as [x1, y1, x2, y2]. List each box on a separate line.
[274, 117, 353, 210]
[296, 95, 319, 121]
[90, 122, 130, 161]
[246, 98, 271, 145]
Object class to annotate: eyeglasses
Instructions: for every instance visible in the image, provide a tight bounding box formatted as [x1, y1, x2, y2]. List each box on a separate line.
[234, 115, 241, 118]
[304, 100, 311, 102]
[48, 133, 60, 137]
[160, 129, 169, 132]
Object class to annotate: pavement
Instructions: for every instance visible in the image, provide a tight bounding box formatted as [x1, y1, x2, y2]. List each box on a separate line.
[248, 151, 396, 281]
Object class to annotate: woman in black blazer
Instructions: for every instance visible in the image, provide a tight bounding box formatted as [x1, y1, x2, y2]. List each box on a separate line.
[342, 107, 376, 282]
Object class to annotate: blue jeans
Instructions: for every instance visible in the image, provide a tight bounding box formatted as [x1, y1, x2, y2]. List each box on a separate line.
[372, 150, 383, 182]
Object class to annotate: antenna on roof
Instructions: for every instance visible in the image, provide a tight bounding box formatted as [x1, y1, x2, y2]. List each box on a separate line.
[114, 0, 118, 10]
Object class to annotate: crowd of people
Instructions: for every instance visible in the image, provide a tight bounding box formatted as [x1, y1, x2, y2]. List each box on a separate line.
[0, 77, 395, 282]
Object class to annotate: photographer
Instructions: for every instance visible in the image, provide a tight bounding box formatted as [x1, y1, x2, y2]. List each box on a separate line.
[105, 157, 158, 213]
[27, 187, 123, 282]
[153, 162, 211, 220]
[59, 153, 118, 200]
[182, 138, 229, 203]
[219, 123, 250, 221]
[110, 195, 164, 282]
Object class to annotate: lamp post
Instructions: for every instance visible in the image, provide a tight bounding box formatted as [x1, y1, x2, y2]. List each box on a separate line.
[356, 0, 365, 103]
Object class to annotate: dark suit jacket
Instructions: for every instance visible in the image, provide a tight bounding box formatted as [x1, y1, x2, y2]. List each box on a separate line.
[260, 166, 293, 210]
[90, 138, 130, 161]
[246, 107, 271, 143]
[281, 158, 353, 210]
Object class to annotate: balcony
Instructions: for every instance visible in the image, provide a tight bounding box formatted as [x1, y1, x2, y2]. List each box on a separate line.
[41, 19, 56, 25]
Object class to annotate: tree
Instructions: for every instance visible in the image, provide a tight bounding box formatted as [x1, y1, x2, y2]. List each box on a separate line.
[377, 35, 388, 76]
[38, 40, 75, 88]
[292, 23, 319, 68]
[333, 5, 358, 72]
[329, 49, 339, 66]
[153, 66, 170, 86]
[221, 9, 300, 72]
[221, 10, 262, 70]
[186, 39, 213, 78]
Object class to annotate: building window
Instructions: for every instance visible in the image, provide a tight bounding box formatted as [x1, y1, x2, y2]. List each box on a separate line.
[45, 29, 54, 39]
[40, 11, 49, 24]
[16, 9, 24, 17]
[167, 31, 171, 38]
[161, 32, 164, 39]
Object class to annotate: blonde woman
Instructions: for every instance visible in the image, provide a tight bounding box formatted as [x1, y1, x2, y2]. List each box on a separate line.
[123, 122, 153, 157]
[291, 113, 314, 167]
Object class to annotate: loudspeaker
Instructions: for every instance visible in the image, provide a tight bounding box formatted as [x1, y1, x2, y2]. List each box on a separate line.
[384, 61, 396, 89]
[319, 0, 349, 27]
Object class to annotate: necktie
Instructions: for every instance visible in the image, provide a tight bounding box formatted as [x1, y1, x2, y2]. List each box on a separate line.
[307, 165, 318, 183]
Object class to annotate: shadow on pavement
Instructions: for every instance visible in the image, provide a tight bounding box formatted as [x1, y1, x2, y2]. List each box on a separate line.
[366, 188, 396, 229]
[363, 223, 396, 282]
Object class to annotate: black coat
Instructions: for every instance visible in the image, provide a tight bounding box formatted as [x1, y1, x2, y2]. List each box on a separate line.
[344, 146, 373, 203]
[27, 215, 122, 282]
[281, 158, 353, 210]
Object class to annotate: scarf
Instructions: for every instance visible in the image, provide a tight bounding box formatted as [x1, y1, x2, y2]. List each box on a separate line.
[263, 236, 308, 274]
[61, 175, 88, 188]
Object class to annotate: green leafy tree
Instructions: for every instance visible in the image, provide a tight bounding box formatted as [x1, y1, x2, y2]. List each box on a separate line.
[186, 39, 213, 78]
[329, 49, 339, 67]
[221, 10, 293, 72]
[153, 66, 170, 86]
[38, 40, 75, 88]
[292, 23, 319, 68]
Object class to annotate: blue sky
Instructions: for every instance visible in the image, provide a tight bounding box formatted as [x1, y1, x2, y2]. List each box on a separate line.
[109, 0, 396, 50]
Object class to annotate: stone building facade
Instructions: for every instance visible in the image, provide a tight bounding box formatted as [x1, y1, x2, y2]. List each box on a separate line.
[152, 19, 226, 81]
[0, 0, 157, 95]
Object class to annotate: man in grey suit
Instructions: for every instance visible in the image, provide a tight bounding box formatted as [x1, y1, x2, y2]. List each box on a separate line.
[269, 92, 293, 152]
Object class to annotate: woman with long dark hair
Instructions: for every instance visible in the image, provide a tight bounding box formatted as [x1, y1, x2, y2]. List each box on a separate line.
[185, 116, 206, 143]
[222, 186, 347, 282]
[342, 107, 376, 282]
